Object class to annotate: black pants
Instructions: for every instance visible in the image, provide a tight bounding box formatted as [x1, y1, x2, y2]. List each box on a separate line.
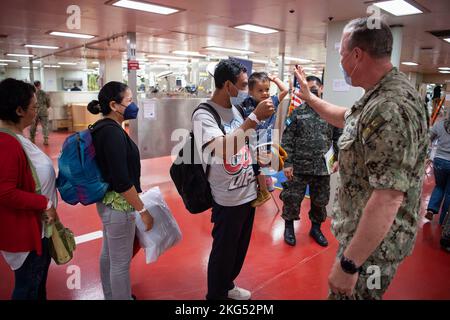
[12, 237, 51, 300]
[206, 201, 255, 300]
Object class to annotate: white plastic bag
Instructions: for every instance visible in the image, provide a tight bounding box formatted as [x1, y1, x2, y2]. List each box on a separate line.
[134, 187, 182, 263]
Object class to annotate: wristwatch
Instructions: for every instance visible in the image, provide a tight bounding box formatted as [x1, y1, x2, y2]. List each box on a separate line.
[248, 112, 261, 124]
[340, 255, 362, 274]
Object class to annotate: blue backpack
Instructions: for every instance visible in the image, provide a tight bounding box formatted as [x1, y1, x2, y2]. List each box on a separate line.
[56, 122, 109, 205]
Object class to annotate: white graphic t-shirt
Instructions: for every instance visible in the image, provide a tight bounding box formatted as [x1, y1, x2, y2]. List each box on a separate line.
[192, 100, 257, 207]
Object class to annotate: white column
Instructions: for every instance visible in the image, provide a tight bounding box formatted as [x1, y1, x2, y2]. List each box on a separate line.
[322, 20, 365, 108]
[390, 26, 403, 69]
[40, 68, 58, 91]
[323, 20, 365, 215]
[278, 53, 285, 82]
[101, 57, 123, 84]
[127, 32, 137, 103]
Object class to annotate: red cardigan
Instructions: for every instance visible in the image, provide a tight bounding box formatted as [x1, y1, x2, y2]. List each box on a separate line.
[0, 133, 48, 255]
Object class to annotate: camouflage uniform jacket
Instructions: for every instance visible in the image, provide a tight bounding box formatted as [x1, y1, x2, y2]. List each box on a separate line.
[281, 102, 342, 176]
[332, 67, 429, 262]
[36, 89, 50, 117]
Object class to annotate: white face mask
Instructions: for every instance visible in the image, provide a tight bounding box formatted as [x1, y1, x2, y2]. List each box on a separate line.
[340, 50, 358, 87]
[340, 63, 353, 86]
[228, 82, 248, 105]
[231, 90, 248, 105]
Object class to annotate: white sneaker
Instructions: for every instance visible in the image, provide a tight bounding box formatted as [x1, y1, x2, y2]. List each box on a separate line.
[227, 286, 251, 300]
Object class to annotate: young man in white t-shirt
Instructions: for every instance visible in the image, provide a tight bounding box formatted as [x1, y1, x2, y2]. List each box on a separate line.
[192, 59, 275, 300]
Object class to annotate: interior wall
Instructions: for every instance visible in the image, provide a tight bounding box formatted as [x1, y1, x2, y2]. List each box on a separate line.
[0, 67, 41, 82]
[0, 68, 89, 91]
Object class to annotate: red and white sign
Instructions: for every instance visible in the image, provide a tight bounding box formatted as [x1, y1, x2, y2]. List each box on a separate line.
[127, 60, 140, 70]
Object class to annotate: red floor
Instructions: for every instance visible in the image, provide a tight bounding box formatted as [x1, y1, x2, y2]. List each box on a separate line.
[1, 130, 449, 300]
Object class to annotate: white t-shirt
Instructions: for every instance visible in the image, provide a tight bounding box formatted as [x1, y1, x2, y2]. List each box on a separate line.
[192, 100, 257, 207]
[1, 135, 57, 270]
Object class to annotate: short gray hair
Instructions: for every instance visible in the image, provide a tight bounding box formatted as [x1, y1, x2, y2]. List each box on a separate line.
[343, 17, 393, 58]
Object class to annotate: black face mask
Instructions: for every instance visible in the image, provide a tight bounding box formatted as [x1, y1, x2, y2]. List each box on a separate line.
[310, 88, 320, 97]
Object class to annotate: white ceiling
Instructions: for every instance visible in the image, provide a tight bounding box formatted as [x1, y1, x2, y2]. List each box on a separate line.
[0, 0, 449, 75]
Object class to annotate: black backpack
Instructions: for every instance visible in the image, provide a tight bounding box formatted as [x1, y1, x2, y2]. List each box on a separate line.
[169, 103, 244, 214]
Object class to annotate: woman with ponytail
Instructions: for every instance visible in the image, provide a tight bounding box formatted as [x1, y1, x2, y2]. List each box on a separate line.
[88, 81, 153, 300]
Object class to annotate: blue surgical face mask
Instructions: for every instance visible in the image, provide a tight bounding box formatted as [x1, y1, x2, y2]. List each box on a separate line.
[120, 102, 139, 120]
[340, 50, 358, 86]
[340, 63, 353, 86]
[231, 90, 248, 106]
[229, 82, 248, 106]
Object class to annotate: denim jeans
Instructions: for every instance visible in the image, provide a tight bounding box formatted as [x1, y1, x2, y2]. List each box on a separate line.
[427, 157, 450, 224]
[97, 203, 136, 300]
[12, 237, 51, 300]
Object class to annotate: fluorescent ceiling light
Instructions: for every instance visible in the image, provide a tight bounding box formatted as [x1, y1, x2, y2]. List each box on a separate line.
[234, 24, 278, 34]
[172, 51, 206, 57]
[252, 59, 268, 64]
[147, 54, 187, 60]
[155, 60, 188, 65]
[49, 31, 95, 39]
[440, 71, 450, 74]
[401, 61, 419, 66]
[91, 61, 100, 65]
[302, 67, 317, 71]
[44, 65, 61, 68]
[111, 0, 179, 15]
[373, 0, 423, 17]
[285, 57, 312, 63]
[7, 53, 34, 57]
[58, 62, 78, 65]
[148, 64, 170, 68]
[203, 46, 255, 55]
[24, 44, 59, 49]
[207, 55, 228, 60]
[445, 38, 450, 43]
[0, 59, 18, 63]
[32, 60, 41, 64]
[22, 67, 38, 69]
[0, 63, 8, 66]
[439, 67, 450, 71]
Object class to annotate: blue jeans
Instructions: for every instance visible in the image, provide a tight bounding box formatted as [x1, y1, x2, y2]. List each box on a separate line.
[427, 157, 450, 224]
[12, 237, 51, 300]
[97, 203, 136, 300]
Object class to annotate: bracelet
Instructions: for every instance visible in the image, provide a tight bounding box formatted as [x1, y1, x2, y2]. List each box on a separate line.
[137, 207, 147, 214]
[248, 112, 261, 124]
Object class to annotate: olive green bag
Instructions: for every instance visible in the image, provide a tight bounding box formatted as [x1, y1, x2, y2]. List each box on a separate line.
[49, 220, 76, 265]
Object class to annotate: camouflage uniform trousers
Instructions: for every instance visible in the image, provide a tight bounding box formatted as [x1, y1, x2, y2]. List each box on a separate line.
[279, 174, 330, 224]
[30, 114, 49, 143]
[328, 244, 402, 300]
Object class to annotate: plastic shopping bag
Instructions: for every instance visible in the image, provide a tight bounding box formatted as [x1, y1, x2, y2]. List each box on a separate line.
[134, 187, 182, 263]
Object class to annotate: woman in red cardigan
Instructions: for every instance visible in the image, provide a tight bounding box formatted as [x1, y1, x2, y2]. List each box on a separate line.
[0, 78, 57, 300]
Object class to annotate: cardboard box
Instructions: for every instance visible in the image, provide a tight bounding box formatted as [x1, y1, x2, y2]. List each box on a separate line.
[68, 103, 102, 131]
